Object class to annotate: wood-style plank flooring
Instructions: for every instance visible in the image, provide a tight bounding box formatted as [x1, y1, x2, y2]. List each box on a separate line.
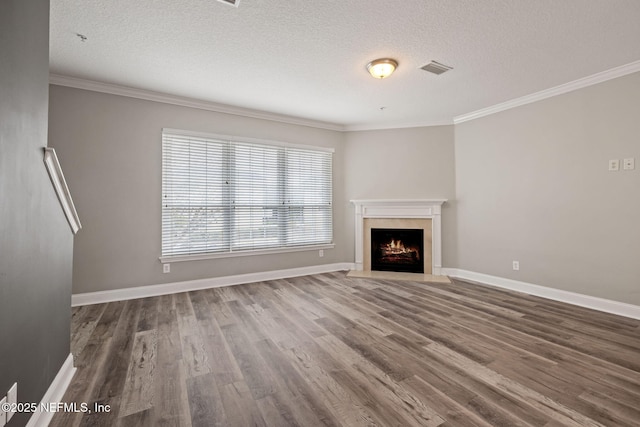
[50, 272, 640, 426]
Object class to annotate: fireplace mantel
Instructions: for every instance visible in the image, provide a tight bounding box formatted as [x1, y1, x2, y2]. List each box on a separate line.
[351, 199, 447, 275]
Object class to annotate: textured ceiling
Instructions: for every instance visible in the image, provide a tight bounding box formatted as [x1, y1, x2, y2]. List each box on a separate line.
[50, 0, 640, 130]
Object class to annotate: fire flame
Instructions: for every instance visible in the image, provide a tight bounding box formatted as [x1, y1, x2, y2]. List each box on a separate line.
[381, 239, 420, 260]
[385, 239, 407, 254]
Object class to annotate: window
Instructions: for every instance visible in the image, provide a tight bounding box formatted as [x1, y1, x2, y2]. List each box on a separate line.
[161, 129, 333, 259]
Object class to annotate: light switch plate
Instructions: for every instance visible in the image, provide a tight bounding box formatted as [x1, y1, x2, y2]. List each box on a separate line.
[623, 157, 635, 170]
[0, 396, 7, 427]
[609, 159, 620, 171]
[6, 383, 16, 422]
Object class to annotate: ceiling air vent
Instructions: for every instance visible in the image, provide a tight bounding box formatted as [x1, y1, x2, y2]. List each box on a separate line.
[217, 0, 239, 6]
[420, 61, 453, 75]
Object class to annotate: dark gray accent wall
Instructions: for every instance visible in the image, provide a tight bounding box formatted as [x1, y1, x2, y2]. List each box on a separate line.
[0, 1, 73, 426]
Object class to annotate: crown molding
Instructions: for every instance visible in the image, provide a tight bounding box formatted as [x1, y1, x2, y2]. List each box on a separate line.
[49, 74, 345, 132]
[454, 60, 640, 124]
[343, 119, 453, 132]
[51, 60, 640, 131]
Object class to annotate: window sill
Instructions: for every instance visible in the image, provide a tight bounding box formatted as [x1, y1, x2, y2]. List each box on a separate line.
[159, 243, 335, 263]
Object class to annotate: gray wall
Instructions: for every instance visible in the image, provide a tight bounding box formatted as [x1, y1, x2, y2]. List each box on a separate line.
[49, 86, 347, 293]
[343, 126, 457, 267]
[455, 71, 640, 305]
[0, 1, 73, 425]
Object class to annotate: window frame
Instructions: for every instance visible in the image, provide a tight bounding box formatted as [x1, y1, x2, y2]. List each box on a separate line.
[159, 128, 334, 263]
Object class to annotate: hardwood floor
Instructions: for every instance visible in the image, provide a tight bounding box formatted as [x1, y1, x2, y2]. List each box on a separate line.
[50, 272, 640, 427]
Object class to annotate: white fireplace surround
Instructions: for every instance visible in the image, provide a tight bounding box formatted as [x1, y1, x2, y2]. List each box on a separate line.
[351, 199, 447, 275]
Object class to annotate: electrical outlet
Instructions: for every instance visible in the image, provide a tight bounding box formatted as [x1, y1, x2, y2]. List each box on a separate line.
[512, 261, 520, 271]
[163, 263, 170, 273]
[608, 159, 620, 171]
[6, 383, 16, 422]
[623, 157, 635, 170]
[319, 249, 324, 257]
[0, 396, 7, 426]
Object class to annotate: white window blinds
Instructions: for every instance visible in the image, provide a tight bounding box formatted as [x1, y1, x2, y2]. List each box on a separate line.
[162, 130, 333, 258]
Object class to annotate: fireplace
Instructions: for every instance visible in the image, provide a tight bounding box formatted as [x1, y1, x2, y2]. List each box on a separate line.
[351, 199, 446, 275]
[371, 228, 424, 273]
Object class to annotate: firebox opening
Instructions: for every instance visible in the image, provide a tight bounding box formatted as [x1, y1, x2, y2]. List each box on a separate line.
[371, 228, 424, 274]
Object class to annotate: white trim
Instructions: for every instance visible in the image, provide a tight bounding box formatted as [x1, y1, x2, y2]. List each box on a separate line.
[51, 61, 640, 132]
[343, 120, 453, 132]
[454, 60, 640, 124]
[72, 262, 354, 306]
[160, 243, 335, 263]
[351, 199, 447, 275]
[49, 74, 343, 132]
[43, 148, 82, 234]
[442, 268, 640, 320]
[48, 74, 453, 133]
[26, 353, 76, 427]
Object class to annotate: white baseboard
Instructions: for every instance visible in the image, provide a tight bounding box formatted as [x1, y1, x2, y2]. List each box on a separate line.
[26, 353, 76, 427]
[72, 262, 355, 307]
[442, 268, 640, 320]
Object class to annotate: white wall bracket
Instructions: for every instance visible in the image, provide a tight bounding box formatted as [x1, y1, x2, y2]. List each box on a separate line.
[44, 147, 82, 234]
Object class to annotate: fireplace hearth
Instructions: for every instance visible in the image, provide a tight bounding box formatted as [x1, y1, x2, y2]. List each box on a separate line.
[371, 228, 424, 273]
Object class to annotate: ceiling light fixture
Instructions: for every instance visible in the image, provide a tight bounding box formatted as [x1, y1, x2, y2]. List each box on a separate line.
[367, 58, 398, 79]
